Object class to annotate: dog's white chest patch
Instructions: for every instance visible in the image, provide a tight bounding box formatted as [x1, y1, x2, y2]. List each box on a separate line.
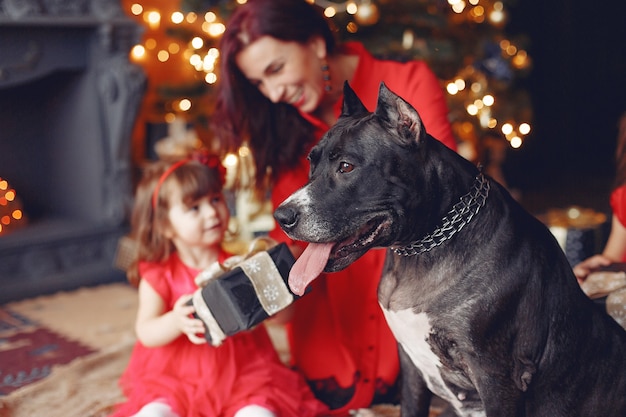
[381, 307, 464, 410]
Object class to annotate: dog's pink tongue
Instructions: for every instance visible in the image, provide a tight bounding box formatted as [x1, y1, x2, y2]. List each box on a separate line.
[289, 242, 334, 296]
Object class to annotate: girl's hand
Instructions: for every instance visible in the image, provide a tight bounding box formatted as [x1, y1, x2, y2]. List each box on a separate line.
[173, 294, 207, 345]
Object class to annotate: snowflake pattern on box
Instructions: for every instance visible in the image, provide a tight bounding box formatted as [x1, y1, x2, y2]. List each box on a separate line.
[240, 252, 293, 316]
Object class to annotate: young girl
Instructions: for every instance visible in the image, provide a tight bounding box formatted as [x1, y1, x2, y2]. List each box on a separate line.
[111, 153, 328, 417]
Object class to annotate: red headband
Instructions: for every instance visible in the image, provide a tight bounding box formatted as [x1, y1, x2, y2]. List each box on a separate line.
[151, 152, 226, 209]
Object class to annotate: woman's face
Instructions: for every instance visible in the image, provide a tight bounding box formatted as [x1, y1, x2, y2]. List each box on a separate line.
[235, 35, 327, 114]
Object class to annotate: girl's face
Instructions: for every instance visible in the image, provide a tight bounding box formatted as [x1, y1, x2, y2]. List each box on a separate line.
[165, 188, 230, 251]
[235, 35, 327, 114]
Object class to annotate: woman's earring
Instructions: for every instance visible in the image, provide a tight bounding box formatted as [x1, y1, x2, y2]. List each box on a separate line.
[321, 60, 332, 93]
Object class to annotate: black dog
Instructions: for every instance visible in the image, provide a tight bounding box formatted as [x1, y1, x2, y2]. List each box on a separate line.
[274, 82, 626, 417]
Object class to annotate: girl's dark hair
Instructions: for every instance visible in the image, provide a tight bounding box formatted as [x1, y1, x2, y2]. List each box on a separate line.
[613, 112, 626, 189]
[127, 159, 224, 286]
[211, 0, 337, 193]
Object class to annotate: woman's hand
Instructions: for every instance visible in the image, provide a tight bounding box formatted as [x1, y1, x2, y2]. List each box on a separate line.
[573, 254, 612, 283]
[173, 294, 207, 345]
[574, 216, 626, 283]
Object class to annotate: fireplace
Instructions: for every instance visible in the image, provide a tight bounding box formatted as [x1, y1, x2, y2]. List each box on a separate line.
[0, 0, 146, 302]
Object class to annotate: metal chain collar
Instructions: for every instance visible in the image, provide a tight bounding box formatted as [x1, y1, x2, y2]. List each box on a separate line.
[392, 173, 490, 257]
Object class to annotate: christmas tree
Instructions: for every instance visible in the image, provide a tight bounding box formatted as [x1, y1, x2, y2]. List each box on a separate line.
[325, 0, 534, 163]
[123, 0, 532, 169]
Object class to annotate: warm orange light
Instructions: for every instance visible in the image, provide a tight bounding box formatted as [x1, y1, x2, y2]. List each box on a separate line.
[186, 12, 197, 24]
[145, 38, 157, 50]
[207, 23, 225, 37]
[519, 123, 531, 135]
[506, 45, 518, 56]
[171, 11, 184, 24]
[205, 73, 217, 84]
[130, 3, 142, 15]
[145, 11, 161, 29]
[510, 136, 522, 148]
[178, 99, 192, 112]
[447, 82, 459, 95]
[157, 50, 170, 62]
[131, 45, 146, 61]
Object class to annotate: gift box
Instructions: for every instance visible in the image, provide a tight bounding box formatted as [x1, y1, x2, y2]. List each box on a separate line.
[190, 242, 298, 346]
[581, 263, 626, 329]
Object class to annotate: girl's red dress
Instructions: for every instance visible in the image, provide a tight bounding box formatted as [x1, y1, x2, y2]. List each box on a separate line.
[111, 251, 328, 417]
[268, 42, 457, 415]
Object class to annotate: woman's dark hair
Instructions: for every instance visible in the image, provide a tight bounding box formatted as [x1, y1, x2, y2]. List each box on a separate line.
[211, 0, 337, 193]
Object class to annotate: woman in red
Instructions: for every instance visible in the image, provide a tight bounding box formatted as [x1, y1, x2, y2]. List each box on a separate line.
[212, 0, 456, 414]
[574, 112, 626, 282]
[111, 156, 328, 417]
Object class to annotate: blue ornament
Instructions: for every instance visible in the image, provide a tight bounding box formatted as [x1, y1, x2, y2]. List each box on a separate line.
[475, 42, 514, 82]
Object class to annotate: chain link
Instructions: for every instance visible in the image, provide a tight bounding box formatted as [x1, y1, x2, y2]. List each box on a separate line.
[392, 173, 490, 257]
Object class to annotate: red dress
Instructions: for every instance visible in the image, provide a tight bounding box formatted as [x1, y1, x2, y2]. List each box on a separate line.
[268, 42, 456, 415]
[111, 251, 328, 417]
[610, 185, 626, 262]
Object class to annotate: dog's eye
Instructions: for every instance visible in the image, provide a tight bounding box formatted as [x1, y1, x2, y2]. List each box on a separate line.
[339, 161, 354, 173]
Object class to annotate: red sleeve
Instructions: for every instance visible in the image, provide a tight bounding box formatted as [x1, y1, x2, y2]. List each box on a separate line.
[138, 260, 172, 303]
[610, 186, 626, 227]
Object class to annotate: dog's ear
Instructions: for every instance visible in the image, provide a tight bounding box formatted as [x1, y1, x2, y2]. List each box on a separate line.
[375, 82, 426, 145]
[340, 81, 369, 117]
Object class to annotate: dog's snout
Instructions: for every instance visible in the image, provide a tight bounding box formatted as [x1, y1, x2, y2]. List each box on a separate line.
[274, 204, 299, 231]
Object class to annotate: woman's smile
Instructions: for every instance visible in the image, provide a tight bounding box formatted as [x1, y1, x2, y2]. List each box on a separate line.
[289, 87, 305, 107]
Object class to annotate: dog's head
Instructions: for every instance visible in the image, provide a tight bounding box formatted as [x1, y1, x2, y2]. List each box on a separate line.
[275, 82, 444, 295]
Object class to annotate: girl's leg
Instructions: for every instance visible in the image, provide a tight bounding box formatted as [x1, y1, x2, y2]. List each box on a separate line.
[131, 400, 180, 417]
[234, 404, 277, 417]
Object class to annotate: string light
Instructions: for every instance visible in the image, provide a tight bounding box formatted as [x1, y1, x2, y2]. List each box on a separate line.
[0, 177, 27, 236]
[125, 0, 531, 153]
[311, 0, 358, 14]
[171, 11, 184, 24]
[145, 10, 161, 29]
[130, 3, 143, 15]
[311, 0, 380, 26]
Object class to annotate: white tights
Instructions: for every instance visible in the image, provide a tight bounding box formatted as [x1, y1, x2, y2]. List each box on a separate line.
[131, 402, 276, 417]
[131, 401, 180, 417]
[234, 405, 277, 417]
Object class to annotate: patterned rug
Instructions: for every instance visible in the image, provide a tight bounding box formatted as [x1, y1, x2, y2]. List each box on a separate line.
[0, 308, 96, 395]
[0, 284, 138, 417]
